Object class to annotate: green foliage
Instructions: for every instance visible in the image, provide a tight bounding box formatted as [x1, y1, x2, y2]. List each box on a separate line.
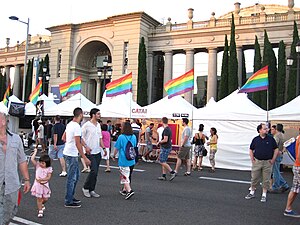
[137, 37, 148, 106]
[252, 35, 262, 106]
[262, 30, 277, 110]
[241, 50, 246, 86]
[0, 71, 4, 100]
[228, 14, 238, 94]
[276, 41, 286, 107]
[44, 54, 50, 73]
[287, 21, 299, 101]
[218, 35, 229, 100]
[25, 58, 34, 102]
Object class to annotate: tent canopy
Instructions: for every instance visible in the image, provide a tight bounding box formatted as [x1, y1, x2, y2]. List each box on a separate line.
[269, 96, 300, 121]
[0, 102, 8, 115]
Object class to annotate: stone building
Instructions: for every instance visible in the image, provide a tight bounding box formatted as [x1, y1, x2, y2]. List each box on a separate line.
[0, 0, 299, 105]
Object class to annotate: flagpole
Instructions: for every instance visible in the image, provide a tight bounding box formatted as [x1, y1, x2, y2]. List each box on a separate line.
[266, 88, 269, 125]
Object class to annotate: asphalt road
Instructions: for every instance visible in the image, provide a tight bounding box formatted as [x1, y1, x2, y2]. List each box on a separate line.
[11, 154, 300, 225]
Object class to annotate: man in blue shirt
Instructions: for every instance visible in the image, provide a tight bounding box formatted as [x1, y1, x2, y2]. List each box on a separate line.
[245, 123, 278, 203]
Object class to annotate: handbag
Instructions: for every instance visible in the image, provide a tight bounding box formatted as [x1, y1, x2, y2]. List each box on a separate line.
[9, 102, 25, 117]
[202, 148, 208, 157]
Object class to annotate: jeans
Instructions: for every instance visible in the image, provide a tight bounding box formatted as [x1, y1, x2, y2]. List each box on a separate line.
[272, 155, 289, 190]
[64, 155, 80, 204]
[83, 153, 101, 191]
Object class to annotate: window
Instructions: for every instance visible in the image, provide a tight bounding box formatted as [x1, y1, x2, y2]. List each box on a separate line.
[57, 49, 62, 77]
[123, 42, 129, 74]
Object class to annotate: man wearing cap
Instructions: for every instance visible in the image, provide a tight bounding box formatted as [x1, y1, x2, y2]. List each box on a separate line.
[0, 112, 31, 224]
[37, 119, 46, 152]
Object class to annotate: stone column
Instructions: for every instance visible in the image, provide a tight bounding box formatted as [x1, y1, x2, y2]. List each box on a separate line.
[163, 50, 173, 97]
[236, 47, 243, 87]
[13, 65, 21, 98]
[96, 79, 101, 104]
[5, 66, 10, 87]
[184, 49, 194, 103]
[207, 48, 217, 102]
[147, 52, 154, 104]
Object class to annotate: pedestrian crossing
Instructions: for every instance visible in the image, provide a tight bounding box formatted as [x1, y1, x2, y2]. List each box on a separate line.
[9, 216, 42, 225]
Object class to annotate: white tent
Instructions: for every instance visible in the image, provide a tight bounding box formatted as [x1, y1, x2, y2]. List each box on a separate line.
[98, 92, 144, 118]
[0, 102, 8, 114]
[269, 96, 300, 121]
[144, 95, 196, 119]
[25, 102, 36, 115]
[38, 94, 58, 116]
[193, 90, 266, 171]
[47, 93, 96, 116]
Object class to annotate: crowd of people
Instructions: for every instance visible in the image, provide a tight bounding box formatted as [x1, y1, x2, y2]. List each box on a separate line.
[1, 108, 300, 224]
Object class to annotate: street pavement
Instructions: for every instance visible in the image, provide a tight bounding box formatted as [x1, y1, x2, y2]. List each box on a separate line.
[11, 153, 300, 225]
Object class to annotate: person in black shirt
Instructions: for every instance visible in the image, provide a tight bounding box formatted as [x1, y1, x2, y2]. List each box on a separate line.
[245, 123, 278, 203]
[157, 117, 176, 181]
[49, 115, 67, 177]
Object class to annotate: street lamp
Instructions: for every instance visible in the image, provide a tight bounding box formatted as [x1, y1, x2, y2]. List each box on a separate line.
[287, 41, 300, 96]
[97, 57, 113, 98]
[9, 16, 30, 102]
[38, 63, 50, 96]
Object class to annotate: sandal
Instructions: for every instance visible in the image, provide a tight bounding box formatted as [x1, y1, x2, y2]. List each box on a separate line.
[38, 210, 43, 218]
[184, 172, 191, 176]
[198, 167, 203, 171]
[105, 169, 111, 173]
[42, 204, 45, 211]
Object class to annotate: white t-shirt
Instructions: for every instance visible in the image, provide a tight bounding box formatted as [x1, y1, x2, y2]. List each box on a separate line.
[63, 121, 82, 157]
[37, 124, 44, 139]
[182, 126, 192, 147]
[81, 121, 102, 155]
[157, 126, 164, 142]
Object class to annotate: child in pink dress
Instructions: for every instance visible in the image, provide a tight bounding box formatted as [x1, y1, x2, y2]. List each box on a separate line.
[31, 148, 53, 218]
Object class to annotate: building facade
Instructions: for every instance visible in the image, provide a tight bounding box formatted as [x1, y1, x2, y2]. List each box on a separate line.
[0, 0, 299, 104]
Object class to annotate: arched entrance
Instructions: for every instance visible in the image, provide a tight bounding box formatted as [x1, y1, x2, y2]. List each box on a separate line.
[75, 40, 112, 103]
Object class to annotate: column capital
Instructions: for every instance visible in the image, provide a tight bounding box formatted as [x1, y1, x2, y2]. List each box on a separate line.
[164, 50, 173, 55]
[207, 47, 217, 53]
[185, 48, 195, 53]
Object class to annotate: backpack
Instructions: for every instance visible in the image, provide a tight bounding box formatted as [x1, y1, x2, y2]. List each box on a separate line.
[125, 135, 136, 160]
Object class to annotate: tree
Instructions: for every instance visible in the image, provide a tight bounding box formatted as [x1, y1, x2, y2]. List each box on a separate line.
[228, 14, 238, 94]
[25, 58, 34, 102]
[287, 21, 299, 101]
[137, 37, 148, 106]
[252, 35, 262, 106]
[218, 35, 229, 100]
[262, 30, 277, 110]
[0, 71, 4, 100]
[241, 50, 247, 86]
[276, 41, 286, 107]
[44, 54, 50, 73]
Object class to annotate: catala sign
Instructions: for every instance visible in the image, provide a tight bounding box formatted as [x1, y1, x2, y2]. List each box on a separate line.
[131, 108, 148, 118]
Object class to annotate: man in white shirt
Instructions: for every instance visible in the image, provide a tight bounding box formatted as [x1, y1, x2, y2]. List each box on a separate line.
[81, 108, 106, 198]
[37, 119, 46, 152]
[63, 107, 90, 208]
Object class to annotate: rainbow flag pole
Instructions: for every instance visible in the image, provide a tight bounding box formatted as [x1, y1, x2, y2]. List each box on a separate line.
[238, 65, 269, 123]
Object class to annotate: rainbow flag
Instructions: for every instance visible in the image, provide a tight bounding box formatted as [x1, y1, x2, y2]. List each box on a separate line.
[29, 80, 42, 105]
[2, 84, 11, 107]
[59, 77, 81, 97]
[164, 69, 194, 98]
[106, 73, 132, 97]
[238, 66, 268, 93]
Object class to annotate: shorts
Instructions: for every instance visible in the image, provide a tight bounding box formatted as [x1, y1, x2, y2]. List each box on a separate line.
[146, 141, 153, 152]
[291, 166, 300, 193]
[101, 148, 110, 160]
[48, 144, 65, 159]
[177, 146, 191, 160]
[0, 185, 19, 225]
[119, 167, 130, 184]
[194, 145, 205, 157]
[159, 147, 172, 163]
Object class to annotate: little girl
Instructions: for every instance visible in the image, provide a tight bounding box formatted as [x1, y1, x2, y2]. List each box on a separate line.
[31, 148, 53, 218]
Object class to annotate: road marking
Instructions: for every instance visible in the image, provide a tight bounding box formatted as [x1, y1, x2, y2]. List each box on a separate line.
[99, 165, 145, 172]
[199, 176, 251, 184]
[11, 216, 42, 225]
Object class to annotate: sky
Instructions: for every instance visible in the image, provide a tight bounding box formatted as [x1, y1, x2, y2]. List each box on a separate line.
[0, 0, 290, 48]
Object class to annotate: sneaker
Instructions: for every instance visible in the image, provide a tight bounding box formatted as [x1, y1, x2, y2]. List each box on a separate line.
[284, 210, 300, 218]
[38, 210, 43, 218]
[169, 172, 176, 181]
[146, 159, 153, 163]
[141, 156, 147, 162]
[41, 204, 45, 211]
[82, 188, 91, 198]
[119, 190, 127, 196]
[64, 202, 81, 208]
[245, 193, 255, 200]
[59, 171, 67, 177]
[73, 198, 81, 204]
[260, 196, 267, 203]
[125, 190, 135, 200]
[90, 191, 100, 198]
[157, 176, 167, 181]
[184, 172, 191, 176]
